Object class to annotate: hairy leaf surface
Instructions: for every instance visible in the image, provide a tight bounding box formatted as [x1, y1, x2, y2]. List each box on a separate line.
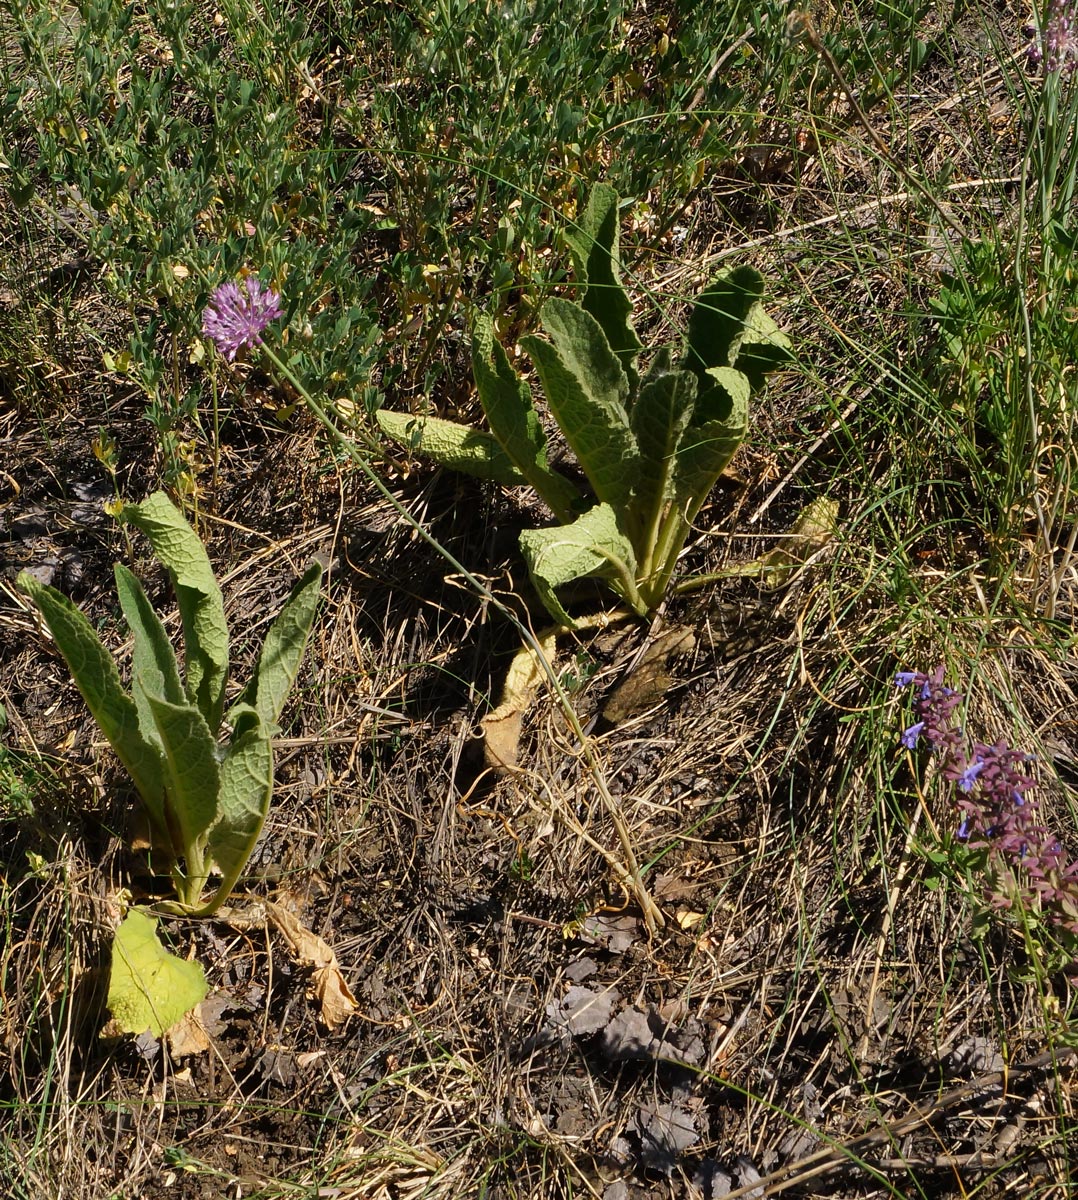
[683, 266, 764, 383]
[519, 503, 637, 626]
[629, 368, 697, 534]
[108, 910, 208, 1037]
[208, 704, 273, 904]
[145, 693, 220, 863]
[119, 492, 229, 732]
[114, 563, 185, 750]
[376, 409, 528, 486]
[563, 183, 642, 387]
[675, 367, 750, 518]
[472, 313, 582, 520]
[523, 300, 637, 512]
[231, 561, 322, 732]
[16, 571, 167, 838]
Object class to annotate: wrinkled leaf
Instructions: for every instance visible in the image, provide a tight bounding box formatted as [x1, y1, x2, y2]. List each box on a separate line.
[266, 900, 357, 1029]
[145, 693, 220, 867]
[563, 182, 642, 388]
[107, 910, 208, 1038]
[114, 563, 186, 747]
[633, 1101, 699, 1173]
[547, 985, 619, 1036]
[230, 560, 322, 732]
[628, 367, 697, 537]
[730, 297, 795, 393]
[683, 266, 765, 384]
[602, 625, 696, 726]
[674, 369, 750, 520]
[118, 492, 229, 732]
[376, 408, 528, 487]
[519, 503, 637, 626]
[16, 571, 167, 841]
[472, 313, 583, 520]
[206, 704, 273, 909]
[523, 300, 637, 512]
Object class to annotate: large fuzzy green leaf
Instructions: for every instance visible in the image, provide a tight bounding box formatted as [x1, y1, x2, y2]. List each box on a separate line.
[519, 503, 638, 627]
[728, 298, 795, 393]
[118, 492, 229, 733]
[471, 313, 583, 520]
[683, 266, 765, 384]
[563, 183, 642, 388]
[107, 910, 208, 1037]
[16, 571, 168, 841]
[376, 409, 528, 487]
[523, 299, 637, 512]
[230, 561, 322, 733]
[628, 367, 697, 537]
[206, 704, 273, 911]
[145, 693, 220, 868]
[113, 563, 185, 751]
[674, 367, 750, 518]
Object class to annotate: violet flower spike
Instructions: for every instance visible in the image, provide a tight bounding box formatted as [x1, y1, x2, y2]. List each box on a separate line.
[1027, 0, 1078, 75]
[957, 760, 985, 792]
[202, 277, 283, 361]
[901, 722, 925, 750]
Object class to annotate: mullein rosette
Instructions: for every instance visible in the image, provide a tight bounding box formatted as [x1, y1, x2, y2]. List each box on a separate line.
[896, 667, 1078, 936]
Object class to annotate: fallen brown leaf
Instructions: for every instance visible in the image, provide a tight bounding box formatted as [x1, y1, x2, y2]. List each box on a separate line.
[482, 628, 558, 771]
[165, 1005, 211, 1057]
[266, 900, 358, 1030]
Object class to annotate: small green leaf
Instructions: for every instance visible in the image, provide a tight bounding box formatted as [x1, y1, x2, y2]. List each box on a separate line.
[107, 910, 208, 1037]
[519, 503, 638, 626]
[563, 184, 642, 387]
[118, 492, 229, 733]
[230, 561, 322, 732]
[114, 563, 185, 749]
[206, 704, 273, 911]
[472, 313, 583, 520]
[145, 693, 220, 866]
[376, 409, 528, 486]
[523, 299, 638, 512]
[16, 571, 168, 843]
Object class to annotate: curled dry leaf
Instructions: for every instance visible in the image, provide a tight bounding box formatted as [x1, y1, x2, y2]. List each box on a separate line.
[266, 900, 357, 1030]
[482, 628, 558, 772]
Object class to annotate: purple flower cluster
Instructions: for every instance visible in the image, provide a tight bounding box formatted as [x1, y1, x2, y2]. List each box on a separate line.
[202, 276, 282, 361]
[896, 667, 1078, 934]
[1026, 0, 1078, 76]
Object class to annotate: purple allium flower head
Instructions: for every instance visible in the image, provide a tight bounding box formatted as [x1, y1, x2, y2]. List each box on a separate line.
[202, 276, 282, 360]
[1027, 0, 1078, 75]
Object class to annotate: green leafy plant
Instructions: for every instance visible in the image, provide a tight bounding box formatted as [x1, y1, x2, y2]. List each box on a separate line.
[377, 185, 792, 624]
[16, 491, 322, 915]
